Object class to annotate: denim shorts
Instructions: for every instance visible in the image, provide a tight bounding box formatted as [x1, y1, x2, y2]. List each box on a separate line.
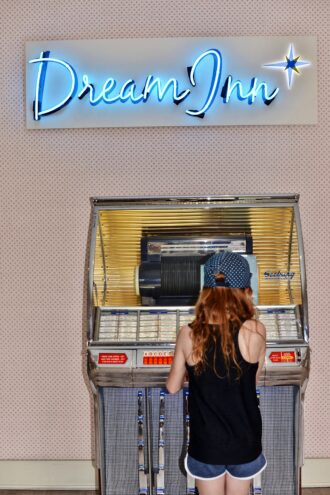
[184, 452, 267, 480]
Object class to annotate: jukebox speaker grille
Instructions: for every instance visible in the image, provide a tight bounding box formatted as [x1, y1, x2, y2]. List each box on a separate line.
[260, 385, 299, 495]
[101, 387, 140, 495]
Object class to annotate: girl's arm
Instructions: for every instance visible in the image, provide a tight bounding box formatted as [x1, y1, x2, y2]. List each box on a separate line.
[255, 321, 266, 384]
[241, 319, 266, 384]
[166, 326, 189, 394]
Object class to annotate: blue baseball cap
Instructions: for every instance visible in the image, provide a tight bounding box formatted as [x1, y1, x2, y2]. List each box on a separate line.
[203, 252, 252, 289]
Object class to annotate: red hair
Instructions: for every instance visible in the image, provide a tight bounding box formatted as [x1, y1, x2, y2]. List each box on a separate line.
[190, 275, 255, 377]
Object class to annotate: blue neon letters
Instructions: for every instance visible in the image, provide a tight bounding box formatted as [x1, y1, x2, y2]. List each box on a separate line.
[29, 49, 279, 121]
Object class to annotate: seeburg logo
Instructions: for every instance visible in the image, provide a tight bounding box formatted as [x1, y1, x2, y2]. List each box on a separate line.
[264, 272, 295, 280]
[29, 48, 282, 121]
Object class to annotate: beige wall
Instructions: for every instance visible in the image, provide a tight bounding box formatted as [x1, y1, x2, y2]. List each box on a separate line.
[0, 0, 329, 460]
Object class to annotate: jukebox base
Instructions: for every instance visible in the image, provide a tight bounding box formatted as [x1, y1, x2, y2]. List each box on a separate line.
[98, 385, 299, 495]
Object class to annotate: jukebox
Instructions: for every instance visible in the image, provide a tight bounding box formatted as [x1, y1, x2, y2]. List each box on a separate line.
[86, 195, 309, 495]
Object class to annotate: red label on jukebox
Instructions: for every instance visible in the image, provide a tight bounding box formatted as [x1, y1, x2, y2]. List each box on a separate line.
[98, 352, 128, 365]
[143, 350, 174, 366]
[269, 351, 296, 363]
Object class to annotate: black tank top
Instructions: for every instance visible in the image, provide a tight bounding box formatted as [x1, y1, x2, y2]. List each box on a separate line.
[187, 324, 262, 465]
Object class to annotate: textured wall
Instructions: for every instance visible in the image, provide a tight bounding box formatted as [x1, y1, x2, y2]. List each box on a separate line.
[0, 0, 329, 459]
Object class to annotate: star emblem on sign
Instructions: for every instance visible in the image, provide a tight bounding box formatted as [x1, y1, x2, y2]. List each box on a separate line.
[263, 44, 310, 89]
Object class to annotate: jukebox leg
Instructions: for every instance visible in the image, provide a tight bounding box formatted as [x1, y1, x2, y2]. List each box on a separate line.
[155, 391, 165, 495]
[138, 390, 150, 495]
[184, 389, 196, 495]
[251, 469, 262, 495]
[95, 391, 106, 495]
[96, 468, 102, 495]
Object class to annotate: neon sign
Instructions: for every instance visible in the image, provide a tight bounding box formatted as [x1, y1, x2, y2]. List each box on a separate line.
[25, 37, 317, 128]
[29, 48, 279, 121]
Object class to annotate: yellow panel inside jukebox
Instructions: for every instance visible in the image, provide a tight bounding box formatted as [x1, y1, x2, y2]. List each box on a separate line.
[92, 206, 302, 308]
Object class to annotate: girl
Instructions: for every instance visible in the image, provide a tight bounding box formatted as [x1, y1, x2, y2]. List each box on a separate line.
[166, 251, 267, 495]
